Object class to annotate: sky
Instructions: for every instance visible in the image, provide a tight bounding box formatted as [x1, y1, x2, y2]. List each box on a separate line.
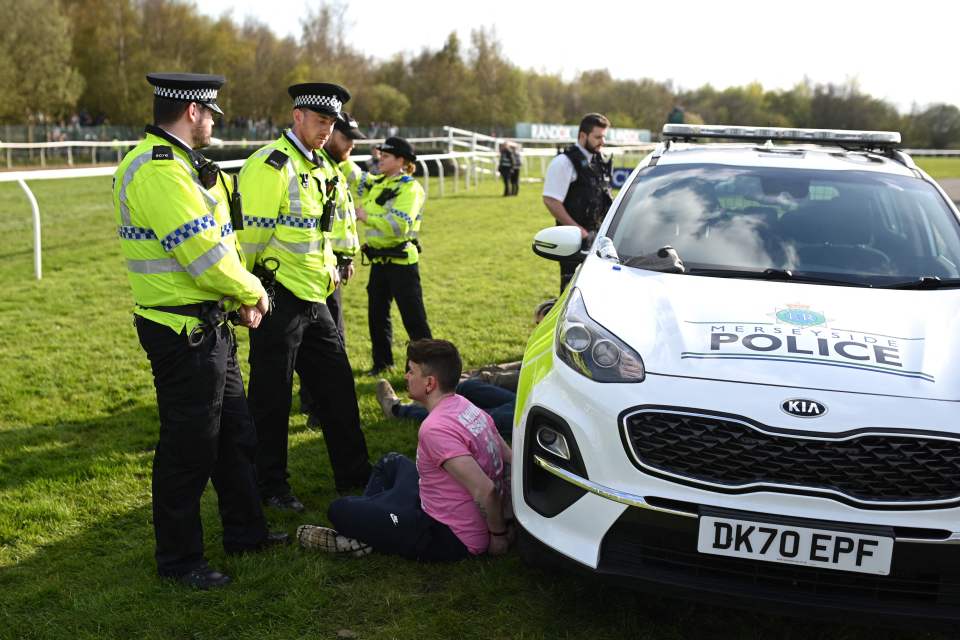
[197, 0, 956, 114]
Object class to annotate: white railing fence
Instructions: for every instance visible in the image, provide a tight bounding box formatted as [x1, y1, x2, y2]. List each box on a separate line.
[0, 130, 653, 280]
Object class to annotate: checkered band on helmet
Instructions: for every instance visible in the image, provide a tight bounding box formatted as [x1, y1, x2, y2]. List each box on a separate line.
[154, 86, 219, 102]
[293, 94, 342, 113]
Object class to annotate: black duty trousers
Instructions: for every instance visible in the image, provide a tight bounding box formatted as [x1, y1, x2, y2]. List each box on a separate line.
[136, 316, 267, 577]
[326, 285, 346, 345]
[247, 284, 371, 497]
[559, 255, 584, 293]
[367, 262, 432, 370]
[328, 453, 469, 562]
[299, 285, 345, 415]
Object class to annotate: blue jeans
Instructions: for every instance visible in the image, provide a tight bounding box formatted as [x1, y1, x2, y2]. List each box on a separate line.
[396, 378, 515, 440]
[327, 453, 468, 562]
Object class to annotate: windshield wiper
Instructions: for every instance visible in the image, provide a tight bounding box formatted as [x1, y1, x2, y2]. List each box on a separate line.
[879, 276, 960, 290]
[686, 267, 870, 287]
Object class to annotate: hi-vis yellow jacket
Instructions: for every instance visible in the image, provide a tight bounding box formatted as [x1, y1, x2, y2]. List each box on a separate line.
[339, 158, 363, 196]
[358, 172, 425, 265]
[237, 130, 338, 302]
[113, 130, 265, 334]
[318, 148, 360, 261]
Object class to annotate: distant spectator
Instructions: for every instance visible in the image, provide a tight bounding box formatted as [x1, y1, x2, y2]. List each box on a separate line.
[498, 142, 514, 196]
[668, 105, 685, 124]
[509, 143, 522, 196]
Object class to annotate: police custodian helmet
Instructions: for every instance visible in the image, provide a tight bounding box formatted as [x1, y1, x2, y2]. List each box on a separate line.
[146, 72, 225, 115]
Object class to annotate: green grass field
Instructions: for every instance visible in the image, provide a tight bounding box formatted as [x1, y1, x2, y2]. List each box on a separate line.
[914, 157, 960, 179]
[0, 173, 946, 639]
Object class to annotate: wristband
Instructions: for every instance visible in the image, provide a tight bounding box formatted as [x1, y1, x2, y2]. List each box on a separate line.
[488, 529, 508, 537]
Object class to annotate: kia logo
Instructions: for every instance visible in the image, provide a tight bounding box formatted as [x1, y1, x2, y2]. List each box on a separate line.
[781, 398, 827, 418]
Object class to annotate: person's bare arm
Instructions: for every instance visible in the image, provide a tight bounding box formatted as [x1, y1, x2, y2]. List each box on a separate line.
[543, 196, 587, 238]
[443, 455, 509, 555]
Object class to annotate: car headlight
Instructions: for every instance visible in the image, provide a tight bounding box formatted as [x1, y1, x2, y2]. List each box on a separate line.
[555, 288, 645, 383]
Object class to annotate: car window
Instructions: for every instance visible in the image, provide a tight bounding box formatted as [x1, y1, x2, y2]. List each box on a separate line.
[607, 163, 960, 284]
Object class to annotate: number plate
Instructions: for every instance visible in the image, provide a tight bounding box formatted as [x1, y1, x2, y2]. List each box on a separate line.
[697, 515, 893, 575]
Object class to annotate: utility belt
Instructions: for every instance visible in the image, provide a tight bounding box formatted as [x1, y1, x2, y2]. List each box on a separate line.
[141, 300, 236, 348]
[360, 239, 422, 264]
[272, 281, 327, 321]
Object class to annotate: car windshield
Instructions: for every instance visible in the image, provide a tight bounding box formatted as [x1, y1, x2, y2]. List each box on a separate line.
[607, 163, 960, 285]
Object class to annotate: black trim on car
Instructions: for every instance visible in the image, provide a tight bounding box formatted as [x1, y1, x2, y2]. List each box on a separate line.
[522, 406, 589, 517]
[616, 405, 960, 511]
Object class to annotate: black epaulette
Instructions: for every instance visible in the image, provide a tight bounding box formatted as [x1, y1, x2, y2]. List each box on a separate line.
[152, 145, 173, 161]
[264, 149, 289, 170]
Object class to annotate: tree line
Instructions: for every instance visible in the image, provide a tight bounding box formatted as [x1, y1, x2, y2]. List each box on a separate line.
[2, 0, 959, 147]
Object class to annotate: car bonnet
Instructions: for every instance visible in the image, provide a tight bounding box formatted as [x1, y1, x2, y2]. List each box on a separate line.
[574, 258, 960, 400]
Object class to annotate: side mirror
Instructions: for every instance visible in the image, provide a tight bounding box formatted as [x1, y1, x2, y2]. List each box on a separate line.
[532, 226, 582, 261]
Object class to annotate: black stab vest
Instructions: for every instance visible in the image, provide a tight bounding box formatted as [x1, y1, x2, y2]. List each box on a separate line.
[561, 145, 613, 231]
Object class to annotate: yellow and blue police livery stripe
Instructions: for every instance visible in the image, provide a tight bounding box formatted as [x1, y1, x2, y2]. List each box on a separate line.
[160, 214, 217, 251]
[388, 207, 413, 226]
[119, 225, 158, 241]
[277, 214, 319, 229]
[243, 215, 277, 229]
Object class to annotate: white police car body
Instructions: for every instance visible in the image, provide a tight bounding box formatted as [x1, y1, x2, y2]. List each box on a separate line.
[515, 125, 960, 622]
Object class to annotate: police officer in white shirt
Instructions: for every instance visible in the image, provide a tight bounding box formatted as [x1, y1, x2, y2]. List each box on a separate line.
[542, 113, 613, 292]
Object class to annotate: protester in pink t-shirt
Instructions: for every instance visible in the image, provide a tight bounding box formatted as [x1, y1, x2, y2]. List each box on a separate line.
[417, 393, 508, 554]
[298, 339, 514, 561]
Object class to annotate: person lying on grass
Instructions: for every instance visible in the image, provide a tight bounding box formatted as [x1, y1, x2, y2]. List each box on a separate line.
[298, 339, 513, 560]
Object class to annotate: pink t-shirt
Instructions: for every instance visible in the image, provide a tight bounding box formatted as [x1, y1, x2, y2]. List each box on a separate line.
[416, 394, 507, 555]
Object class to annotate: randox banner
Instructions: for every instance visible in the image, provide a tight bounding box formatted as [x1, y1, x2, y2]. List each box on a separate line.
[515, 122, 651, 143]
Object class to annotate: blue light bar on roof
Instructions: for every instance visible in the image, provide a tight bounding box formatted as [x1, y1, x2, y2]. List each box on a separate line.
[662, 124, 901, 146]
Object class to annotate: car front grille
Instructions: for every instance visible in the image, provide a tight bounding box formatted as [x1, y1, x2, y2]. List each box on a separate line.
[622, 409, 960, 506]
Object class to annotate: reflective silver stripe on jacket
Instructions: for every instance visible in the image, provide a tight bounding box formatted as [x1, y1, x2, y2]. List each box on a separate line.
[331, 236, 360, 249]
[126, 258, 185, 274]
[186, 241, 230, 278]
[117, 153, 154, 225]
[379, 212, 404, 237]
[287, 164, 303, 216]
[268, 236, 322, 254]
[242, 242, 266, 256]
[365, 228, 385, 238]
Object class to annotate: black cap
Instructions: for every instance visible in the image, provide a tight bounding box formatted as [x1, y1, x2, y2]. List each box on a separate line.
[378, 136, 416, 162]
[147, 72, 225, 115]
[334, 111, 366, 140]
[288, 82, 350, 117]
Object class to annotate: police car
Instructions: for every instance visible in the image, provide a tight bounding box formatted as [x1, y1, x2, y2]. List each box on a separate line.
[515, 124, 960, 623]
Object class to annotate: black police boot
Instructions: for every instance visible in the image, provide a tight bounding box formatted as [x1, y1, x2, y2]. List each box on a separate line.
[263, 494, 305, 513]
[176, 566, 232, 590]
